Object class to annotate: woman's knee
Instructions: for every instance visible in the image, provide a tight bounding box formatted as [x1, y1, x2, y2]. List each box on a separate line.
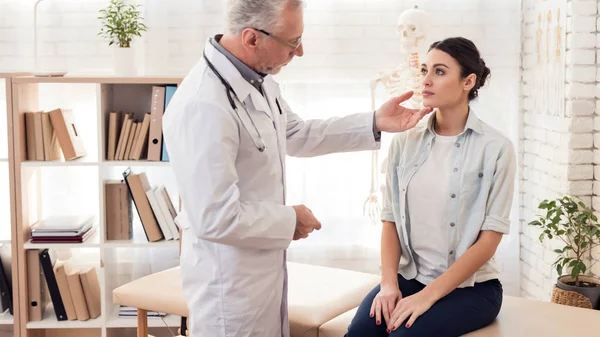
[345, 285, 385, 337]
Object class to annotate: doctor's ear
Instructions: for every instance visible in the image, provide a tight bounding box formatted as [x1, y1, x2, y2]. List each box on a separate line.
[241, 28, 260, 49]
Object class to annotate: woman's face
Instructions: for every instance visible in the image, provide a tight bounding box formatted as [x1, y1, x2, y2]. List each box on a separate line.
[420, 48, 475, 109]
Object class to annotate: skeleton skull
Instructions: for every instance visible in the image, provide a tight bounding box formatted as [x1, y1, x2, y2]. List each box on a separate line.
[397, 6, 431, 54]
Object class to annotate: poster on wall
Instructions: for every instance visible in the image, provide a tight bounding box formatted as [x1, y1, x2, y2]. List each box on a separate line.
[534, 0, 566, 117]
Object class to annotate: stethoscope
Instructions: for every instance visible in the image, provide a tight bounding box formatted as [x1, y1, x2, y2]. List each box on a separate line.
[203, 52, 267, 152]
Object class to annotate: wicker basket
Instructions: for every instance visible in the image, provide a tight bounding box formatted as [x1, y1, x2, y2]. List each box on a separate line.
[551, 285, 593, 309]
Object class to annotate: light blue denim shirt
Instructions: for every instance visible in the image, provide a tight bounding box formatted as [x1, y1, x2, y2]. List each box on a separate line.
[380, 109, 516, 288]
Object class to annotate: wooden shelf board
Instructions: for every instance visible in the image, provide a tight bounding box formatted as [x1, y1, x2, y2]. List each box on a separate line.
[0, 310, 13, 325]
[21, 157, 100, 167]
[0, 72, 31, 78]
[102, 239, 179, 249]
[12, 75, 182, 85]
[105, 314, 180, 328]
[101, 160, 170, 167]
[26, 304, 103, 329]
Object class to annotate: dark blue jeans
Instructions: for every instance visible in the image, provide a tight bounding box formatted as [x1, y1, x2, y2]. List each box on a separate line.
[345, 274, 502, 337]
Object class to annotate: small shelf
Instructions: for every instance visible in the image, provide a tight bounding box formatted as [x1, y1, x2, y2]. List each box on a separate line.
[106, 313, 180, 328]
[0, 158, 7, 163]
[27, 304, 103, 329]
[102, 160, 170, 167]
[0, 240, 11, 245]
[24, 230, 101, 249]
[0, 310, 13, 325]
[102, 239, 179, 249]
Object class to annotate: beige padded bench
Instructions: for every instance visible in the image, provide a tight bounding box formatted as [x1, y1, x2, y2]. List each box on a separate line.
[319, 295, 600, 337]
[113, 262, 380, 337]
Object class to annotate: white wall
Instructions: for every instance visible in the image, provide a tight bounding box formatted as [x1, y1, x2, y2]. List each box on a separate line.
[0, 0, 523, 294]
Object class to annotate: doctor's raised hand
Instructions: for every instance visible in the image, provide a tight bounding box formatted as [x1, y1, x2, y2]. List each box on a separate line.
[374, 91, 433, 133]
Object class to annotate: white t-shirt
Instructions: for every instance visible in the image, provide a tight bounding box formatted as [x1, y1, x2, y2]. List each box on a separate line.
[407, 134, 457, 285]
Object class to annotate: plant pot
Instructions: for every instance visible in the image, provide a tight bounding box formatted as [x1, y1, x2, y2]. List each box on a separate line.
[552, 275, 600, 309]
[113, 47, 137, 76]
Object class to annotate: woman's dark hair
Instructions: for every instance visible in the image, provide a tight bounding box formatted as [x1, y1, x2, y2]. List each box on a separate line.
[428, 37, 491, 101]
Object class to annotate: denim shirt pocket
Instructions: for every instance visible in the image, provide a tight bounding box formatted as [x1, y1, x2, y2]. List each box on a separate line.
[460, 169, 493, 211]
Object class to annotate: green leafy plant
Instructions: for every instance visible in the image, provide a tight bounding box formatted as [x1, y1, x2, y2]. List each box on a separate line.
[529, 196, 600, 287]
[98, 0, 148, 48]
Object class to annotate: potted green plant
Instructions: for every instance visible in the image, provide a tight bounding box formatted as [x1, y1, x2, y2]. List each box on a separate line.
[97, 0, 147, 76]
[529, 196, 600, 309]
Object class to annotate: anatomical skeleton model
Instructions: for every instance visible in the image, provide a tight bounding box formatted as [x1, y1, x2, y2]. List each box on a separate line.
[363, 6, 431, 225]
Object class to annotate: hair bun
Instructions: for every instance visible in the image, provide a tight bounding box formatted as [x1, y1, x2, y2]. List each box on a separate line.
[479, 58, 491, 88]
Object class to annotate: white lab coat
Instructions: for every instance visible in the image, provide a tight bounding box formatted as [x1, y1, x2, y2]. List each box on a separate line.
[162, 39, 380, 337]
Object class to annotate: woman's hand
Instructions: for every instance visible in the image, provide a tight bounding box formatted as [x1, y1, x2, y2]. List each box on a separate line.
[389, 289, 437, 331]
[370, 283, 402, 331]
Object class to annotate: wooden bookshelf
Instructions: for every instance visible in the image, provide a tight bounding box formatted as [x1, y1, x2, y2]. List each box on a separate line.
[1, 72, 29, 337]
[10, 75, 184, 337]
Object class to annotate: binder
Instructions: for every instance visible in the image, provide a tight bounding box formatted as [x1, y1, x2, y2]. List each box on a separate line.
[147, 86, 165, 161]
[27, 249, 46, 321]
[0, 254, 12, 315]
[39, 249, 68, 321]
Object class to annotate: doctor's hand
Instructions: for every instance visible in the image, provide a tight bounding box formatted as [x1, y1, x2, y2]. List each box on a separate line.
[292, 205, 321, 240]
[375, 91, 433, 133]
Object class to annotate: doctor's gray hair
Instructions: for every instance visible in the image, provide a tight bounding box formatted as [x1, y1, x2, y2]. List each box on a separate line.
[226, 0, 304, 35]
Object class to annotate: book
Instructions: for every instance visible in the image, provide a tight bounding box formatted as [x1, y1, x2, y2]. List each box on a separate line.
[48, 108, 86, 160]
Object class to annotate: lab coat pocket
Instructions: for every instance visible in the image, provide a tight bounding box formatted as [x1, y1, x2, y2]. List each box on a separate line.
[176, 211, 200, 266]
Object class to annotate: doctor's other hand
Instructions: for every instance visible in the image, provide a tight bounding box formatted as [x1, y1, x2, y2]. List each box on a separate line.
[292, 205, 322, 240]
[375, 91, 433, 133]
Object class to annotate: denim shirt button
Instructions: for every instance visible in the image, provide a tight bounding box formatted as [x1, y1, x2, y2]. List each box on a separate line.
[450, 193, 456, 198]
[478, 172, 483, 178]
[455, 143, 461, 148]
[453, 168, 458, 172]
[449, 250, 454, 255]
[450, 222, 456, 227]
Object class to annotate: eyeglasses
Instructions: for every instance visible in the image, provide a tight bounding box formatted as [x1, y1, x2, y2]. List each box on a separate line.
[254, 28, 302, 51]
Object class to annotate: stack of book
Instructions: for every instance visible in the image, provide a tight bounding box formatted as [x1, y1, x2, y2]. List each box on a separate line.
[35, 249, 101, 321]
[30, 215, 96, 243]
[118, 305, 165, 318]
[24, 108, 86, 161]
[123, 168, 179, 242]
[106, 85, 176, 162]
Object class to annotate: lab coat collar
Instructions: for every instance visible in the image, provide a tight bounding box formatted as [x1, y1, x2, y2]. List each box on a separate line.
[203, 39, 278, 119]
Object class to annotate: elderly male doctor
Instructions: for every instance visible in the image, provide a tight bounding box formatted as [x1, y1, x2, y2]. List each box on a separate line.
[162, 0, 432, 336]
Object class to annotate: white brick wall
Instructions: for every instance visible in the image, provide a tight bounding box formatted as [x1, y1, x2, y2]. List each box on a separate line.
[521, 0, 600, 301]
